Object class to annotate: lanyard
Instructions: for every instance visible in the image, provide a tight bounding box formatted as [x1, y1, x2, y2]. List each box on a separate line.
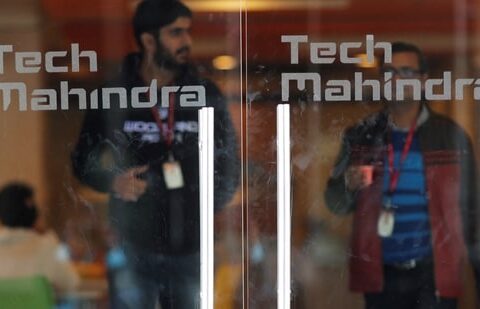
[151, 91, 175, 148]
[386, 119, 417, 197]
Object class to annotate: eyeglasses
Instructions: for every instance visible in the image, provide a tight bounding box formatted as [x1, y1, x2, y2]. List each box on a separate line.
[381, 66, 422, 78]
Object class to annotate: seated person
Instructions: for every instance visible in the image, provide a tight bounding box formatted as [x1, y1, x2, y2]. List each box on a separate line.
[0, 183, 80, 291]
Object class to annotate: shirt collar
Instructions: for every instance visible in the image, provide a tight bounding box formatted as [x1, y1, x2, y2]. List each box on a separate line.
[389, 104, 429, 132]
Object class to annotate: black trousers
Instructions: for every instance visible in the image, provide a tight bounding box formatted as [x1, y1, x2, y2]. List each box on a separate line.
[109, 249, 200, 309]
[365, 261, 457, 309]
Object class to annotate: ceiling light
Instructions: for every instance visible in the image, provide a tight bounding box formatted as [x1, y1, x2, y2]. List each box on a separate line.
[356, 53, 378, 69]
[212, 55, 238, 70]
[184, 0, 348, 12]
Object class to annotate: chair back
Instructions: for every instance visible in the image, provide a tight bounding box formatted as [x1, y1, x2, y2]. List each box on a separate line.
[0, 276, 54, 309]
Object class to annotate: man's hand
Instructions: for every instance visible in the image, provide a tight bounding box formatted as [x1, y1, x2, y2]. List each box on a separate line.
[344, 166, 372, 192]
[112, 166, 149, 202]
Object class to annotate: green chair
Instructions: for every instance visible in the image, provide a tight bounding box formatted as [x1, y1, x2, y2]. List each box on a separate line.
[0, 276, 54, 309]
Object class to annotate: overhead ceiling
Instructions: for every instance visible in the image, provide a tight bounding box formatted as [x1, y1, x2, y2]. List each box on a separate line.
[39, 0, 477, 63]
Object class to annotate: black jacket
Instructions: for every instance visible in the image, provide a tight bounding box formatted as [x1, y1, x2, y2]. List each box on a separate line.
[71, 53, 239, 254]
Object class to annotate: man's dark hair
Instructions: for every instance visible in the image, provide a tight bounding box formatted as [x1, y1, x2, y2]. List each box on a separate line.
[133, 0, 192, 49]
[390, 41, 428, 74]
[0, 183, 38, 228]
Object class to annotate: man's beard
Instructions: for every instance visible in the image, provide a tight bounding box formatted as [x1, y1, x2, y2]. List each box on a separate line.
[153, 41, 190, 72]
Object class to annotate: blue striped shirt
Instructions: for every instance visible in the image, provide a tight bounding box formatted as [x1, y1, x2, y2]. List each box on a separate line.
[382, 130, 432, 264]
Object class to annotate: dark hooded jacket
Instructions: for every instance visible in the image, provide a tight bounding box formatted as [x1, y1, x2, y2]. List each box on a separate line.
[71, 53, 239, 255]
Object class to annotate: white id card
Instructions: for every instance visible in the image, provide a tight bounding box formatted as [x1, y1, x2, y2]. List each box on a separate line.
[162, 161, 185, 189]
[377, 210, 395, 237]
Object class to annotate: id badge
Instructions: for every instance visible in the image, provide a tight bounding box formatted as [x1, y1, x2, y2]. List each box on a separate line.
[162, 161, 184, 189]
[377, 209, 395, 237]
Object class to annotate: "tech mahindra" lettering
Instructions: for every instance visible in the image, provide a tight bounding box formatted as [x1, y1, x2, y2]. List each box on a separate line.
[0, 44, 206, 111]
[281, 35, 480, 102]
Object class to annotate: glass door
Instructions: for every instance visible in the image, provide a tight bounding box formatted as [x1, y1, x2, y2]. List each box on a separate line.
[245, 0, 480, 308]
[0, 1, 243, 308]
[2, 0, 480, 308]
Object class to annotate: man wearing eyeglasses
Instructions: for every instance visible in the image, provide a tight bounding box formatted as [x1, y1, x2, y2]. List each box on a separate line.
[325, 42, 479, 309]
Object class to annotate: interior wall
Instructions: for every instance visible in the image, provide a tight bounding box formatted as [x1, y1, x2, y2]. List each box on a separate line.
[0, 0, 48, 212]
